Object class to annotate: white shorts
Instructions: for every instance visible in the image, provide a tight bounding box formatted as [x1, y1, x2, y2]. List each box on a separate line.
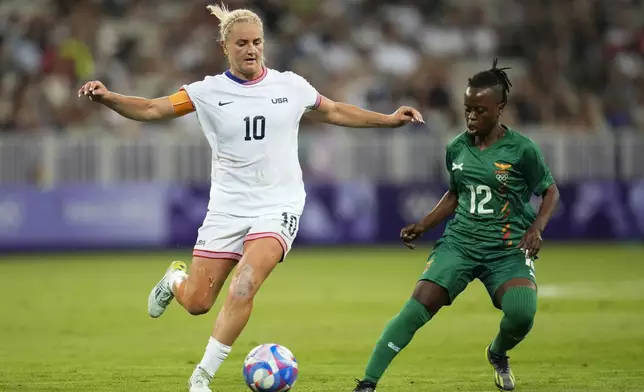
[192, 211, 301, 261]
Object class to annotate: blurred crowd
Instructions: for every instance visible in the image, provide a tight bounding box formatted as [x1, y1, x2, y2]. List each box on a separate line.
[1, 0, 644, 135]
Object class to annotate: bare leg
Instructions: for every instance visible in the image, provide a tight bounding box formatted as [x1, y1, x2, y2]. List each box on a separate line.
[189, 237, 284, 391]
[212, 237, 283, 345]
[173, 256, 237, 315]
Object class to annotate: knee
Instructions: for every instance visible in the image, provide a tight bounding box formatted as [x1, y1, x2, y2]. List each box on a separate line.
[412, 294, 441, 315]
[224, 287, 254, 310]
[502, 288, 537, 328]
[181, 292, 212, 316]
[225, 264, 256, 307]
[183, 295, 213, 316]
[179, 279, 216, 316]
[412, 280, 449, 315]
[504, 306, 536, 329]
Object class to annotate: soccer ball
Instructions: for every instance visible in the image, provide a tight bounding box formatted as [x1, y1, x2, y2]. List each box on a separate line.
[243, 343, 299, 391]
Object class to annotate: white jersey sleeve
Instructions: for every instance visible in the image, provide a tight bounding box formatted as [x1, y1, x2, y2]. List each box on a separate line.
[179, 76, 220, 157]
[181, 76, 213, 104]
[286, 72, 322, 112]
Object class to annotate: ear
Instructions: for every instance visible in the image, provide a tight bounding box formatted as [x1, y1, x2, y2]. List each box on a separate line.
[219, 40, 228, 56]
[498, 102, 506, 115]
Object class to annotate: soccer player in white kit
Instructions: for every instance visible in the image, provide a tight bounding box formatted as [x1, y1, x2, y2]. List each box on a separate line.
[78, 3, 424, 391]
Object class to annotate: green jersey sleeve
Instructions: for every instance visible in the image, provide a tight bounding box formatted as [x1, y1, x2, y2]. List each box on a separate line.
[522, 141, 555, 196]
[445, 145, 457, 192]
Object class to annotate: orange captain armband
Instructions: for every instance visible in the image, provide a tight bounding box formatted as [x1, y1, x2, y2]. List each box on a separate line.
[169, 89, 195, 116]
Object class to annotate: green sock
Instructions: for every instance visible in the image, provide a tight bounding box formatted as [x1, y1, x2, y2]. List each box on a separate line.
[363, 298, 432, 383]
[490, 286, 537, 355]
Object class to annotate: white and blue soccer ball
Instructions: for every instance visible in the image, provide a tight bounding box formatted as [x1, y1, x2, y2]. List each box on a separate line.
[243, 343, 299, 391]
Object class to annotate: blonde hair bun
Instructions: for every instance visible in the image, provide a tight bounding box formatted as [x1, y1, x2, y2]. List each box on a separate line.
[207, 3, 263, 42]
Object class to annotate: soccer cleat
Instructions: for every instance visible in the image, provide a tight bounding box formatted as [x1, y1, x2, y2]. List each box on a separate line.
[147, 261, 187, 318]
[486, 345, 516, 391]
[353, 379, 377, 392]
[188, 366, 213, 392]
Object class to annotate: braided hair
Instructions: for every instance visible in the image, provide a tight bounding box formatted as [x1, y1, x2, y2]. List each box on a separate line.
[467, 58, 512, 104]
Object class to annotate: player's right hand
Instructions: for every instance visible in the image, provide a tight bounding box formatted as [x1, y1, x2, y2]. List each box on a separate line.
[400, 223, 426, 250]
[389, 106, 425, 127]
[78, 80, 110, 103]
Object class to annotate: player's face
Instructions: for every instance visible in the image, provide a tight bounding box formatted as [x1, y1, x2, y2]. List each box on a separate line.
[224, 22, 264, 77]
[464, 86, 504, 137]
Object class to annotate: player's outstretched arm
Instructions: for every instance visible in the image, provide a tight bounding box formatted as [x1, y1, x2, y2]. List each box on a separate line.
[78, 80, 183, 122]
[305, 96, 424, 128]
[518, 183, 559, 258]
[400, 190, 458, 250]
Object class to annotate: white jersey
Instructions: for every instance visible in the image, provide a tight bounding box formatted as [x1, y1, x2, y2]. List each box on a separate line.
[182, 68, 320, 217]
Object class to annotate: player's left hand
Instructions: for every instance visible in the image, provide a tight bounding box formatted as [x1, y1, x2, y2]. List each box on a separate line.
[400, 223, 426, 250]
[389, 106, 425, 127]
[517, 225, 542, 259]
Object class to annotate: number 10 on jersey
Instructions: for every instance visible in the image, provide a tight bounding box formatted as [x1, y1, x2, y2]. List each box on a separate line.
[244, 116, 266, 141]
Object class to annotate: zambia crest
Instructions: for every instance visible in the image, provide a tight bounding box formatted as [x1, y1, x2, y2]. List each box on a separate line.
[494, 162, 512, 183]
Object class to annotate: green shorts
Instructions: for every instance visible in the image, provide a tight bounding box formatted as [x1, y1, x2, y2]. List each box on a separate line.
[420, 243, 537, 304]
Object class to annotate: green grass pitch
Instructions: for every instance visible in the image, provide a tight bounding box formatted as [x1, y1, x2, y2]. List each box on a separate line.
[1, 244, 643, 391]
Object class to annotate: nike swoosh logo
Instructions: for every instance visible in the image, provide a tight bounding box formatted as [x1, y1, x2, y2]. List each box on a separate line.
[218, 101, 233, 106]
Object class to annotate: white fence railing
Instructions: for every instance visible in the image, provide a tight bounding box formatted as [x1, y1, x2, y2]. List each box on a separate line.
[0, 128, 642, 186]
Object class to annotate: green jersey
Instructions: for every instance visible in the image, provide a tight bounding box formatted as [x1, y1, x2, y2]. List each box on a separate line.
[437, 127, 555, 261]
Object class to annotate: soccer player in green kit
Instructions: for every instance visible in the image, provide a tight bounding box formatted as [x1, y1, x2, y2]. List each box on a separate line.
[353, 59, 560, 392]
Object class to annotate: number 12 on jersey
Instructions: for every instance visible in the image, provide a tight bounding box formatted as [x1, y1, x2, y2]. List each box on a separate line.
[467, 185, 493, 215]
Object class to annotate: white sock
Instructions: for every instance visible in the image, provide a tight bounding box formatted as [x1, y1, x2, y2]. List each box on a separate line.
[197, 337, 232, 377]
[168, 270, 187, 295]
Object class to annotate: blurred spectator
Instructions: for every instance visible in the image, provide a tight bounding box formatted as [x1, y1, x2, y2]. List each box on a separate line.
[0, 0, 642, 134]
